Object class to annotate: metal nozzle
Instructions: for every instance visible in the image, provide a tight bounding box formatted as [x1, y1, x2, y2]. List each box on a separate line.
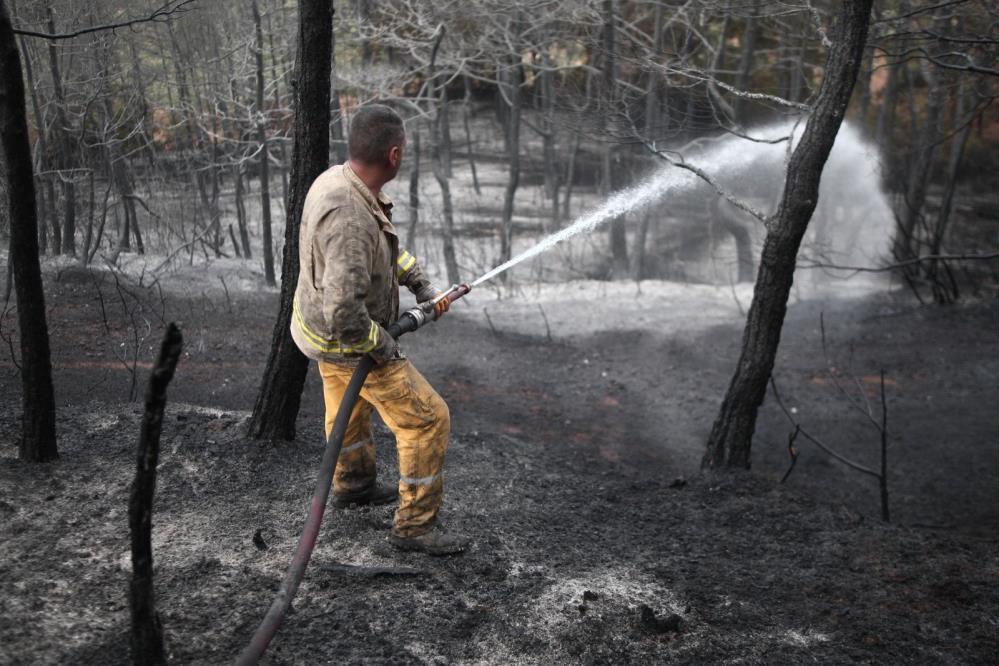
[432, 283, 472, 306]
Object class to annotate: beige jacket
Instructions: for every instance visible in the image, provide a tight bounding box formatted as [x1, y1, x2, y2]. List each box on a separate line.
[291, 164, 437, 364]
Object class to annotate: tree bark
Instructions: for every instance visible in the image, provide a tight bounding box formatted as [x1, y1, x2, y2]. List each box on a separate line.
[253, 0, 276, 286]
[603, 0, 628, 278]
[425, 26, 459, 285]
[0, 0, 58, 462]
[499, 57, 522, 277]
[234, 165, 252, 258]
[635, 2, 664, 279]
[733, 2, 761, 125]
[329, 18, 347, 165]
[128, 324, 182, 666]
[16, 26, 51, 256]
[461, 73, 480, 195]
[407, 125, 420, 251]
[248, 0, 332, 442]
[703, 0, 874, 470]
[893, 55, 943, 266]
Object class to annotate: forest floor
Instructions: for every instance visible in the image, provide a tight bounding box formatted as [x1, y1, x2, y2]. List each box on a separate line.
[1, 258, 998, 664]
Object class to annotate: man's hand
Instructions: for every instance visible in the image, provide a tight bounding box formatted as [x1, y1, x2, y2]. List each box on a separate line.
[433, 294, 451, 319]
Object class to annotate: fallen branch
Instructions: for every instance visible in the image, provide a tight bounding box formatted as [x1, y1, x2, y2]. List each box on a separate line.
[129, 323, 183, 666]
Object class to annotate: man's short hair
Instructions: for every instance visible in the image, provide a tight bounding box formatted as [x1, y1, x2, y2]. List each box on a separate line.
[348, 104, 405, 164]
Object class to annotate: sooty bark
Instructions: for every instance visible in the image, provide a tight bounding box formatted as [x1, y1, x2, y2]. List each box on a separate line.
[0, 0, 58, 462]
[128, 324, 182, 665]
[248, 0, 332, 441]
[703, 0, 874, 469]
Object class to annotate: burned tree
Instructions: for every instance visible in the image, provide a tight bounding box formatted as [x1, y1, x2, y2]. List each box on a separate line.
[252, 0, 276, 287]
[248, 0, 333, 441]
[0, 0, 57, 462]
[128, 324, 182, 666]
[702, 0, 875, 469]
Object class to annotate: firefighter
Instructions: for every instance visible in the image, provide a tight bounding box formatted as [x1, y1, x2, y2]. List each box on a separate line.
[290, 104, 468, 555]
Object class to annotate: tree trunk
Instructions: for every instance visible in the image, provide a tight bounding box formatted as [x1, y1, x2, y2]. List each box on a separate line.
[128, 324, 182, 666]
[0, 0, 58, 461]
[16, 27, 51, 256]
[253, 0, 276, 286]
[874, 1, 909, 149]
[712, 197, 755, 283]
[247, 0, 332, 442]
[603, 0, 628, 278]
[540, 38, 558, 231]
[635, 2, 664, 279]
[234, 165, 252, 258]
[926, 81, 972, 302]
[733, 2, 761, 125]
[329, 21, 347, 164]
[425, 27, 459, 285]
[407, 125, 420, 251]
[461, 74, 480, 195]
[562, 133, 580, 220]
[499, 58, 522, 278]
[703, 0, 874, 470]
[893, 56, 943, 265]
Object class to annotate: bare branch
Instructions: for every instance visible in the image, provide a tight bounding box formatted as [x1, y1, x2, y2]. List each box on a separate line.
[14, 1, 197, 41]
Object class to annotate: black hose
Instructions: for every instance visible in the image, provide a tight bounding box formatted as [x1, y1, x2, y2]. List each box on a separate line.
[236, 316, 417, 666]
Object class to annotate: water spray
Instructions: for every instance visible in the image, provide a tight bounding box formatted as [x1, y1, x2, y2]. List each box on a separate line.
[239, 119, 892, 662]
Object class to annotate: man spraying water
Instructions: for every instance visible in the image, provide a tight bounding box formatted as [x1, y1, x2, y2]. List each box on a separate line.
[290, 104, 469, 556]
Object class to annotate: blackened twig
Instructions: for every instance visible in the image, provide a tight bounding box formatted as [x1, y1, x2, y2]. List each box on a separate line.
[780, 425, 801, 484]
[129, 323, 182, 666]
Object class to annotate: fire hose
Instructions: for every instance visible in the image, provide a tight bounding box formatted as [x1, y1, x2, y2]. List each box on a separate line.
[236, 283, 472, 666]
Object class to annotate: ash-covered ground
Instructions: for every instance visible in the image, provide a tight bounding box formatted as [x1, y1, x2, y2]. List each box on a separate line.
[1, 262, 998, 664]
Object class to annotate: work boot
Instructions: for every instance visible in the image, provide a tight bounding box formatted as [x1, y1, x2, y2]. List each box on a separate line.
[332, 482, 398, 509]
[388, 525, 470, 556]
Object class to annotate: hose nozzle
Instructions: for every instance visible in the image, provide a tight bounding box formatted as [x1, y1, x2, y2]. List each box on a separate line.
[432, 283, 472, 307]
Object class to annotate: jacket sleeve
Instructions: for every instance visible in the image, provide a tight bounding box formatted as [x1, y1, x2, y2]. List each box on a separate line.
[319, 203, 395, 359]
[395, 246, 438, 303]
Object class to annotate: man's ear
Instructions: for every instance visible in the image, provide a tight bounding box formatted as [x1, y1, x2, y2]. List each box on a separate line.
[388, 144, 402, 168]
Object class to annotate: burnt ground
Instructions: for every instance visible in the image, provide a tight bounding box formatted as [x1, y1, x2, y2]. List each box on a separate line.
[1, 262, 998, 664]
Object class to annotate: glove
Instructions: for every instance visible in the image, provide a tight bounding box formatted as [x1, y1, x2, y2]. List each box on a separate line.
[369, 324, 398, 365]
[433, 294, 451, 319]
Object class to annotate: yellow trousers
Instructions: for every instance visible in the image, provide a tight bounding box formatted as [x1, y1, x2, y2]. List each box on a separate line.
[318, 359, 450, 537]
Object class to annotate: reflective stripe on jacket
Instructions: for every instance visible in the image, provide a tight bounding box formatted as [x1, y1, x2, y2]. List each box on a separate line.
[291, 164, 437, 364]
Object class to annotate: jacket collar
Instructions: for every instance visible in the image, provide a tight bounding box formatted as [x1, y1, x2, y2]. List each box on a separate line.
[343, 163, 395, 229]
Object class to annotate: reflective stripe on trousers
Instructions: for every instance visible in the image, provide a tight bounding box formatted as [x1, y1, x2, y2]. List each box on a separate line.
[318, 359, 450, 537]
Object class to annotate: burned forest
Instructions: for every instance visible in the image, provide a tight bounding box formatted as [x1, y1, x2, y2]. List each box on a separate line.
[2, 0, 998, 663]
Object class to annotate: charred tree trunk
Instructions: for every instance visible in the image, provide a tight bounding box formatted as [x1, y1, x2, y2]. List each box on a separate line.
[253, 0, 276, 286]
[45, 8, 71, 256]
[248, 0, 332, 441]
[329, 21, 347, 165]
[407, 125, 420, 251]
[894, 55, 943, 267]
[635, 2, 664, 279]
[0, 0, 58, 461]
[461, 74, 480, 195]
[234, 165, 252, 258]
[426, 27, 460, 285]
[499, 57, 522, 278]
[16, 27, 51, 256]
[703, 0, 874, 470]
[712, 197, 755, 283]
[540, 37, 558, 231]
[603, 0, 628, 278]
[732, 2, 760, 125]
[128, 324, 182, 666]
